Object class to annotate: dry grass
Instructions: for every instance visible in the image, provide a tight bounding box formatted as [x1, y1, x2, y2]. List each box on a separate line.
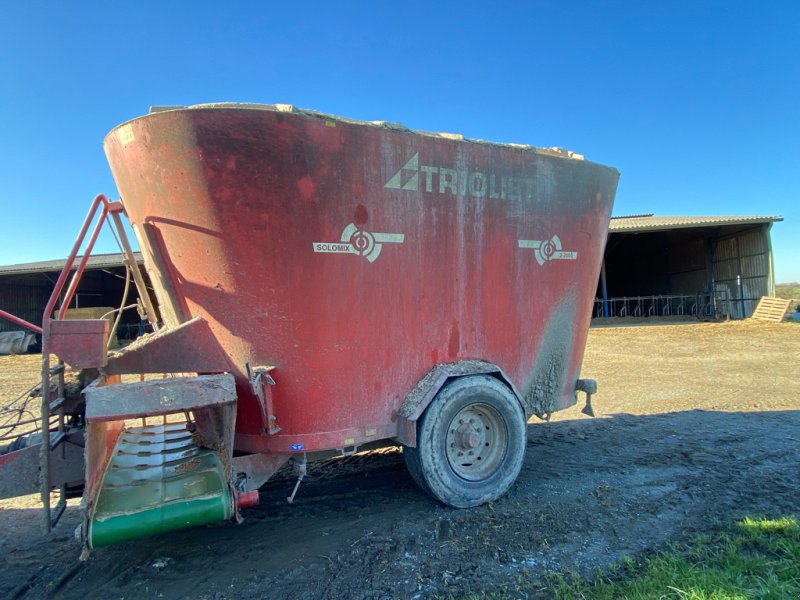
[0, 353, 42, 403]
[565, 320, 800, 420]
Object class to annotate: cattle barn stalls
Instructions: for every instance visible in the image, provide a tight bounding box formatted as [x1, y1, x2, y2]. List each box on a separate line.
[0, 253, 149, 341]
[597, 215, 783, 319]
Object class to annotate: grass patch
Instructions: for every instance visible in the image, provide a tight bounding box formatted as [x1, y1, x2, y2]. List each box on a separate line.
[446, 517, 800, 600]
[549, 516, 800, 599]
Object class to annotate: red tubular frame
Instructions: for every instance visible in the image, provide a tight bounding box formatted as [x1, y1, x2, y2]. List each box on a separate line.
[44, 194, 112, 324]
[0, 309, 42, 335]
[57, 201, 111, 320]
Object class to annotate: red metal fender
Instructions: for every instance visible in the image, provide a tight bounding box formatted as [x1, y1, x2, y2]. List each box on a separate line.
[395, 360, 525, 447]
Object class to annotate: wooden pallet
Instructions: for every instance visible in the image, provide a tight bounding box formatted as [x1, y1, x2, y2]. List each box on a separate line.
[751, 296, 792, 322]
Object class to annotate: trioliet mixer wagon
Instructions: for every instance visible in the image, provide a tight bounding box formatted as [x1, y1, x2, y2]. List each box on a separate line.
[0, 104, 618, 554]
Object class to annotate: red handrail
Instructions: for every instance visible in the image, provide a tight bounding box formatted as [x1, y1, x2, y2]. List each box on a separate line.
[0, 308, 43, 334]
[44, 194, 112, 324]
[58, 202, 111, 319]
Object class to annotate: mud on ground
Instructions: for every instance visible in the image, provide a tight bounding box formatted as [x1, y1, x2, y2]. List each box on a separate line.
[1, 320, 799, 599]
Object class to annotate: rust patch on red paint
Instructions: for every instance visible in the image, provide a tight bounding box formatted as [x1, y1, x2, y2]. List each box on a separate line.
[354, 204, 369, 225]
[297, 177, 315, 200]
[448, 321, 460, 358]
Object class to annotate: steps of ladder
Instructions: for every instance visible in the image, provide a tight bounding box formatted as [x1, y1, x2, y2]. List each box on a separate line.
[49, 431, 66, 450]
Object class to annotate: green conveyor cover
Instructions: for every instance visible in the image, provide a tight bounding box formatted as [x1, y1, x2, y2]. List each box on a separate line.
[89, 423, 233, 548]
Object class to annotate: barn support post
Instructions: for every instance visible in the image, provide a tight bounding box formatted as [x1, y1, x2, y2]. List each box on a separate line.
[706, 236, 717, 317]
[705, 236, 715, 295]
[735, 236, 745, 319]
[765, 222, 776, 297]
[600, 259, 609, 318]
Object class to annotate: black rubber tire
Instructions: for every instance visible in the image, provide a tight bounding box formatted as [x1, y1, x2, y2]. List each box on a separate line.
[403, 442, 432, 496]
[403, 374, 526, 508]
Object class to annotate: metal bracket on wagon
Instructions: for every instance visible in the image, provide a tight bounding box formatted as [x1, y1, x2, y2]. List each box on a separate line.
[576, 378, 597, 417]
[246, 363, 281, 435]
[395, 360, 525, 447]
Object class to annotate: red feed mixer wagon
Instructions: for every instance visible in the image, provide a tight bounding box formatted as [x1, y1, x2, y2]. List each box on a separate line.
[0, 104, 618, 554]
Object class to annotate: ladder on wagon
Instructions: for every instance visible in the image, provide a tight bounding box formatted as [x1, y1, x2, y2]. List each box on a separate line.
[1, 194, 159, 533]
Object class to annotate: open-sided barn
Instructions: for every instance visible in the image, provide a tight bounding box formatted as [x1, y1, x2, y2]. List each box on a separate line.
[598, 215, 782, 320]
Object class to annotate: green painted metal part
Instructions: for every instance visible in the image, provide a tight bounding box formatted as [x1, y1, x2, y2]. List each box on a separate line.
[89, 423, 233, 548]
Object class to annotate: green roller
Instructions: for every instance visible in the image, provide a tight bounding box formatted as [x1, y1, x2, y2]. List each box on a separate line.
[89, 423, 233, 548]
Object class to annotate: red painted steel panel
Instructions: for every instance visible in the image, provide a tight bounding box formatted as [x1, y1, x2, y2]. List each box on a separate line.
[49, 318, 109, 369]
[103, 105, 618, 454]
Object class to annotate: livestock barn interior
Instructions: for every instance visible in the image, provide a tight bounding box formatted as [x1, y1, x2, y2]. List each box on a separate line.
[598, 215, 782, 319]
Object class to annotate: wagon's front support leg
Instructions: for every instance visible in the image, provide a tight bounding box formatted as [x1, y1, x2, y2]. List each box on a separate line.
[576, 379, 597, 417]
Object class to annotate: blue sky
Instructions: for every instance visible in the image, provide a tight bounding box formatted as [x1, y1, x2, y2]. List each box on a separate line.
[1, 2, 797, 281]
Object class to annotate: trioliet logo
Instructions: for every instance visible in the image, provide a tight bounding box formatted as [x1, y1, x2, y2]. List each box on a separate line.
[385, 152, 540, 202]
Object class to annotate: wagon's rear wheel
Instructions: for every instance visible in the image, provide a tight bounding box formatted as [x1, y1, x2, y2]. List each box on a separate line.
[403, 375, 526, 508]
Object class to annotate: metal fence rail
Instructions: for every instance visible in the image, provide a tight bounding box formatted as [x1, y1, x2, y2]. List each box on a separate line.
[594, 290, 736, 320]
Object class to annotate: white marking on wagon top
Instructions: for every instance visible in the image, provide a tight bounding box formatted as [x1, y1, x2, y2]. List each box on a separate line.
[117, 124, 136, 146]
[313, 223, 405, 263]
[385, 152, 539, 202]
[518, 235, 578, 266]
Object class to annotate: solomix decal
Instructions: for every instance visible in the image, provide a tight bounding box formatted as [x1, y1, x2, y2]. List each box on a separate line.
[313, 224, 404, 263]
[385, 152, 540, 202]
[518, 236, 578, 266]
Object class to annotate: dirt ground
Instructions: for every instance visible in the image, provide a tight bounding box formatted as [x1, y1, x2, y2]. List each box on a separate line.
[1, 320, 799, 599]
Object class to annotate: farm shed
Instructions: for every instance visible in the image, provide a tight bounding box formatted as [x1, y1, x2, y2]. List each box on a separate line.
[598, 215, 783, 319]
[0, 252, 149, 340]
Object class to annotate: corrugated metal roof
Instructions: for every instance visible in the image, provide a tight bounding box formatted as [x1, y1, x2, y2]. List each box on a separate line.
[611, 213, 654, 219]
[609, 215, 783, 233]
[0, 252, 143, 276]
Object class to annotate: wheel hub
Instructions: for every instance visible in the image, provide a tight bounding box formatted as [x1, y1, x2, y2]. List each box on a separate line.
[445, 403, 507, 482]
[454, 424, 481, 449]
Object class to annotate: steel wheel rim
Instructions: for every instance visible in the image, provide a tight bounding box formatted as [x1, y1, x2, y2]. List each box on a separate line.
[445, 402, 507, 481]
